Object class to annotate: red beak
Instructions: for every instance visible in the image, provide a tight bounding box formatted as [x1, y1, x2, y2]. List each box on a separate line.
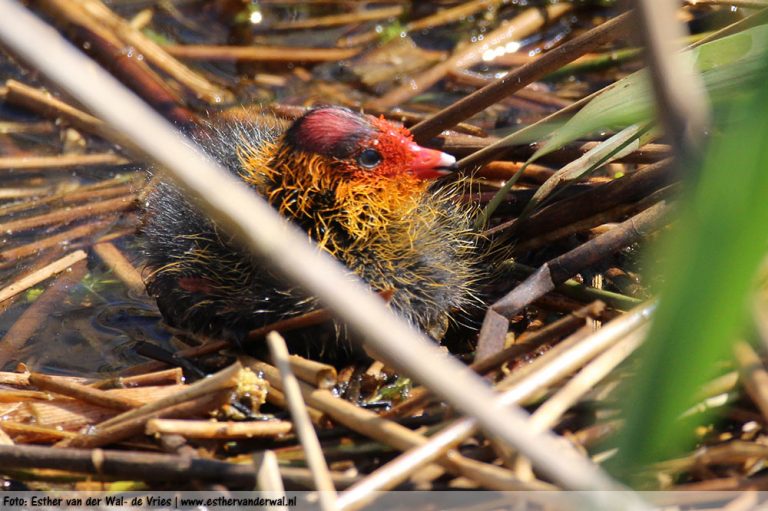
[407, 143, 457, 180]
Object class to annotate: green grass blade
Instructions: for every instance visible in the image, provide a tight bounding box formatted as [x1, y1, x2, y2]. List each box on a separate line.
[610, 63, 768, 482]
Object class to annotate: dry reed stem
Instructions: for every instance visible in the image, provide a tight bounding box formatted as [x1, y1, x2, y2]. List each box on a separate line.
[512, 190, 675, 254]
[92, 241, 146, 296]
[687, 0, 768, 6]
[512, 328, 647, 479]
[733, 341, 768, 424]
[0, 385, 185, 441]
[29, 373, 143, 411]
[287, 355, 337, 389]
[90, 367, 183, 389]
[0, 250, 87, 303]
[266, 387, 325, 425]
[95, 362, 242, 430]
[339, 0, 503, 46]
[255, 451, 287, 506]
[411, 11, 633, 141]
[0, 389, 55, 401]
[367, 4, 572, 110]
[0, 186, 53, 200]
[146, 418, 292, 439]
[0, 194, 135, 234]
[58, 392, 228, 448]
[4, 80, 108, 139]
[273, 6, 402, 30]
[634, 0, 709, 158]
[0, 153, 128, 171]
[0, 372, 31, 386]
[0, 422, 78, 442]
[36, 0, 196, 127]
[0, 179, 137, 216]
[0, 120, 55, 134]
[164, 45, 360, 62]
[0, 218, 114, 263]
[0, 7, 648, 504]
[340, 304, 654, 506]
[74, 0, 233, 104]
[0, 443, 261, 487]
[244, 357, 542, 492]
[90, 225, 136, 245]
[384, 301, 605, 419]
[267, 332, 338, 510]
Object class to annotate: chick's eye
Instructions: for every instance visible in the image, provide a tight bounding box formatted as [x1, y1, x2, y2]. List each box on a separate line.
[357, 148, 382, 169]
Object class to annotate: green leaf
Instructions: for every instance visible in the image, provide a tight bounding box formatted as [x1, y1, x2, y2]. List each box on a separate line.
[532, 24, 768, 162]
[610, 56, 768, 482]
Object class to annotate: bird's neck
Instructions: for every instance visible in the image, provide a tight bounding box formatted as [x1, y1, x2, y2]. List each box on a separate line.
[237, 142, 428, 255]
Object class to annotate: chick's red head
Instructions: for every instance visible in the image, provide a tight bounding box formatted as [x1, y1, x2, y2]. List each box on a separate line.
[284, 107, 456, 181]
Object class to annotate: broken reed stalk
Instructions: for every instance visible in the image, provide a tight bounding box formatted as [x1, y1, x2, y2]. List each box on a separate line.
[287, 355, 337, 389]
[490, 201, 672, 320]
[164, 45, 360, 62]
[0, 152, 129, 171]
[266, 386, 325, 425]
[0, 250, 87, 303]
[73, 0, 233, 104]
[36, 0, 196, 127]
[57, 392, 229, 448]
[385, 300, 606, 418]
[4, 79, 109, 139]
[410, 11, 633, 142]
[28, 373, 143, 411]
[0, 195, 135, 235]
[366, 4, 573, 111]
[500, 159, 672, 239]
[511, 185, 676, 254]
[0, 7, 650, 506]
[90, 367, 183, 389]
[0, 179, 137, 217]
[267, 332, 338, 510]
[244, 357, 545, 492]
[0, 443, 261, 487]
[92, 242, 147, 296]
[339, 304, 654, 509]
[255, 451, 288, 505]
[146, 418, 292, 439]
[512, 328, 647, 479]
[0, 258, 88, 367]
[95, 362, 242, 430]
